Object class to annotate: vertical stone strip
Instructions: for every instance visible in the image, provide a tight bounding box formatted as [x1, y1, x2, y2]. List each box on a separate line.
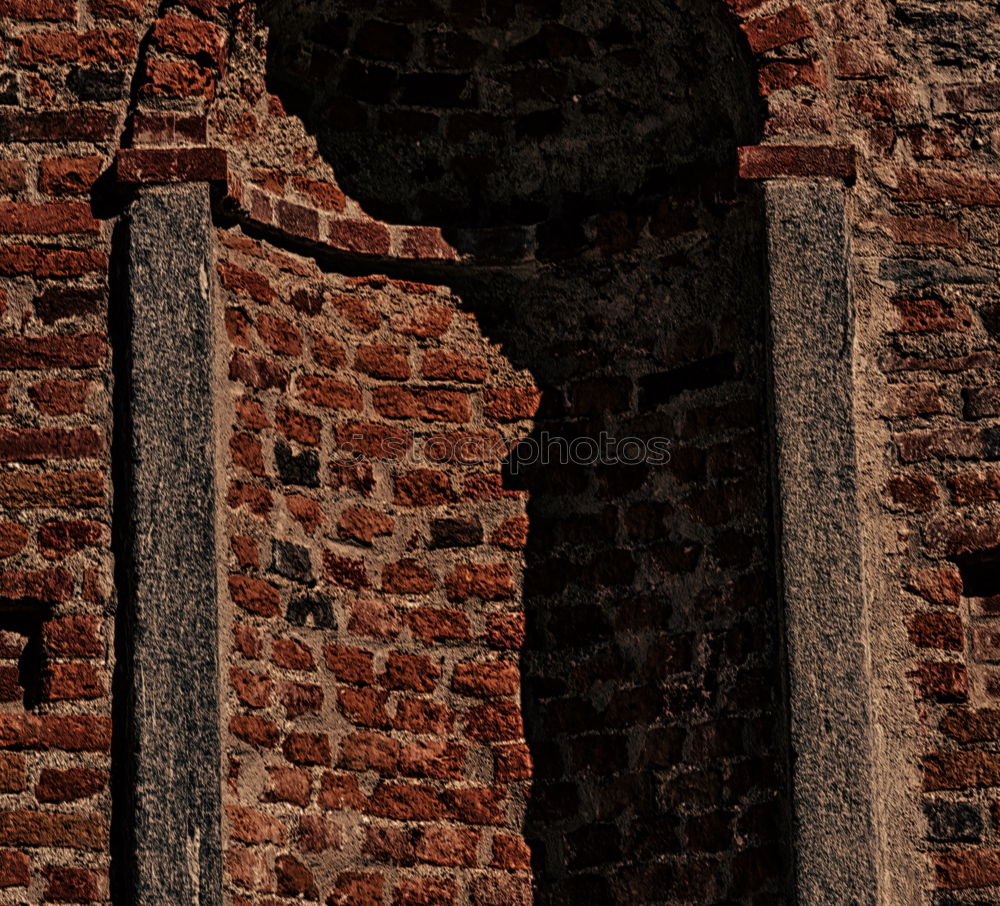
[124, 184, 222, 906]
[765, 180, 881, 905]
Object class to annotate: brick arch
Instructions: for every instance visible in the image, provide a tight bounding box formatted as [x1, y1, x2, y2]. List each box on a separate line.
[115, 0, 854, 259]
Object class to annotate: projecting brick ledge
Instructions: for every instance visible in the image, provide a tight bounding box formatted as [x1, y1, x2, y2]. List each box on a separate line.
[738, 144, 857, 182]
[116, 147, 228, 185]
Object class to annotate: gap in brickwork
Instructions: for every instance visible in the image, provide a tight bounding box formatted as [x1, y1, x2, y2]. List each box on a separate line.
[258, 0, 760, 229]
[215, 175, 787, 903]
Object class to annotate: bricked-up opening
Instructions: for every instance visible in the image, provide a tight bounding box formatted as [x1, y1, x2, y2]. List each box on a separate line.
[220, 2, 790, 903]
[259, 0, 760, 228]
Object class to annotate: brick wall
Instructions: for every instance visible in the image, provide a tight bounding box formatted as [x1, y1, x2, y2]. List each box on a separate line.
[2, 0, 1000, 902]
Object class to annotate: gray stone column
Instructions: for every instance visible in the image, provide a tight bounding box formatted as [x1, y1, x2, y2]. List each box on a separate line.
[123, 183, 223, 905]
[765, 179, 880, 906]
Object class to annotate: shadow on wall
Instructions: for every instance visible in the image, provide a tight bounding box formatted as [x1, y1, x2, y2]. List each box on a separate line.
[261, 1, 789, 902]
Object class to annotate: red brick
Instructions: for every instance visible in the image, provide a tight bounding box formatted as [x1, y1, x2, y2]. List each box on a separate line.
[0, 110, 116, 143]
[738, 144, 856, 180]
[886, 473, 938, 511]
[422, 349, 489, 382]
[276, 404, 320, 445]
[282, 732, 331, 766]
[292, 175, 346, 212]
[395, 469, 454, 506]
[43, 662, 104, 700]
[893, 297, 972, 333]
[0, 567, 73, 602]
[117, 147, 227, 185]
[469, 874, 531, 906]
[399, 740, 464, 779]
[225, 848, 274, 893]
[0, 0, 75, 19]
[924, 750, 1000, 790]
[298, 814, 340, 852]
[218, 262, 275, 304]
[349, 600, 402, 640]
[908, 612, 963, 651]
[381, 651, 440, 692]
[272, 638, 315, 671]
[310, 331, 346, 368]
[90, 0, 141, 17]
[318, 771, 364, 810]
[231, 666, 272, 709]
[407, 608, 472, 644]
[0, 754, 24, 792]
[0, 810, 106, 849]
[443, 786, 505, 824]
[895, 426, 982, 462]
[883, 382, 945, 417]
[491, 833, 532, 869]
[0, 850, 28, 887]
[263, 766, 311, 807]
[297, 375, 362, 410]
[465, 701, 524, 742]
[326, 219, 391, 256]
[142, 59, 216, 99]
[44, 614, 101, 657]
[0, 521, 27, 558]
[228, 574, 280, 617]
[229, 351, 288, 390]
[153, 12, 227, 66]
[374, 386, 471, 423]
[934, 849, 1000, 890]
[392, 876, 458, 906]
[356, 343, 410, 379]
[908, 662, 968, 702]
[452, 661, 519, 697]
[328, 871, 384, 906]
[446, 564, 515, 601]
[275, 854, 318, 900]
[0, 161, 26, 195]
[0, 427, 102, 461]
[0, 246, 106, 278]
[323, 643, 376, 685]
[338, 505, 394, 545]
[337, 686, 391, 728]
[131, 111, 206, 145]
[382, 559, 435, 595]
[882, 214, 965, 248]
[423, 431, 505, 464]
[226, 805, 286, 845]
[230, 715, 280, 749]
[369, 783, 443, 821]
[950, 471, 1000, 505]
[896, 167, 1000, 206]
[35, 767, 105, 803]
[483, 387, 542, 421]
[29, 379, 92, 415]
[907, 567, 963, 607]
[416, 826, 480, 867]
[392, 697, 455, 735]
[391, 303, 453, 338]
[0, 714, 110, 751]
[758, 59, 826, 95]
[324, 552, 371, 589]
[339, 730, 400, 774]
[741, 6, 814, 52]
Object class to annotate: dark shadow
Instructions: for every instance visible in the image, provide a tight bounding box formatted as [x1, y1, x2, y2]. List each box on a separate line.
[258, 0, 790, 901]
[107, 216, 137, 906]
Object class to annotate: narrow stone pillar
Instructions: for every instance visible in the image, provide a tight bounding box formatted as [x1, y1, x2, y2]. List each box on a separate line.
[765, 179, 880, 906]
[123, 183, 223, 905]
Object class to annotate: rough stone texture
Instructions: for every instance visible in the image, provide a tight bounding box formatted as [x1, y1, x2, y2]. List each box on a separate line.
[765, 179, 879, 905]
[125, 185, 222, 905]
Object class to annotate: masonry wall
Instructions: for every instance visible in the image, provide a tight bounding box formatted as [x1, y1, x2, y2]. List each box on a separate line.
[1, 0, 999, 903]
